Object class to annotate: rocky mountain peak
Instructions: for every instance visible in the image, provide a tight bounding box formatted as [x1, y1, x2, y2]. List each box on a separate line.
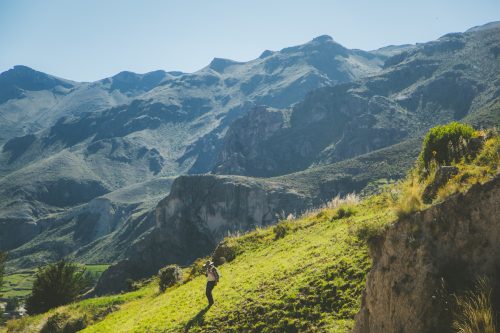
[259, 50, 275, 59]
[207, 57, 242, 73]
[0, 65, 75, 104]
[0, 65, 74, 88]
[466, 20, 500, 33]
[103, 69, 168, 93]
[312, 34, 335, 43]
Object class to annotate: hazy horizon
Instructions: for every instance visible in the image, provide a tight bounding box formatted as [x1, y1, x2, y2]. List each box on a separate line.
[1, 0, 499, 82]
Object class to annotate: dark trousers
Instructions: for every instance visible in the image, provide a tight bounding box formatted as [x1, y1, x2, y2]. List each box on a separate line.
[206, 281, 216, 305]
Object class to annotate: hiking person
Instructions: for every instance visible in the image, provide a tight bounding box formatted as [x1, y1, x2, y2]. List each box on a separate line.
[203, 260, 220, 306]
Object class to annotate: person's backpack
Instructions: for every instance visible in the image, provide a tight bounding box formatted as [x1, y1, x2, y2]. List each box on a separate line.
[212, 267, 221, 281]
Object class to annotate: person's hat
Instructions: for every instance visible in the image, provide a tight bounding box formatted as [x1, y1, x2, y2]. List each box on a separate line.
[203, 260, 214, 267]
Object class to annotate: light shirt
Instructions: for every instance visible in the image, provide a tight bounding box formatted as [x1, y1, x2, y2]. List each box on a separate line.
[207, 268, 217, 281]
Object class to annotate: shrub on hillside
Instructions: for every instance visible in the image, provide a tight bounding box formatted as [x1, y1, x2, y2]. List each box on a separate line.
[125, 278, 144, 292]
[0, 251, 5, 297]
[158, 265, 183, 292]
[419, 122, 476, 171]
[185, 258, 209, 282]
[331, 206, 356, 221]
[40, 312, 88, 333]
[273, 223, 289, 240]
[212, 241, 237, 266]
[26, 260, 92, 315]
[475, 134, 499, 170]
[352, 216, 389, 243]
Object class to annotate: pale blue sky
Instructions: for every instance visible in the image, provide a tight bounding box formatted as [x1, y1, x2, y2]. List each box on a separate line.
[0, 0, 498, 82]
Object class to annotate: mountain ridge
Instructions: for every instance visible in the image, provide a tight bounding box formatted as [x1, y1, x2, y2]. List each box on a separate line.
[1, 22, 499, 279]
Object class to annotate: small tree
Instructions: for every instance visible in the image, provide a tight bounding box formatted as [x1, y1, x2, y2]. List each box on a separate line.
[0, 251, 5, 297]
[26, 260, 92, 314]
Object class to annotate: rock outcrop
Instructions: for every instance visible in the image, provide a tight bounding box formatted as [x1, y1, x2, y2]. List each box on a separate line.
[95, 174, 311, 294]
[353, 175, 500, 333]
[213, 106, 288, 175]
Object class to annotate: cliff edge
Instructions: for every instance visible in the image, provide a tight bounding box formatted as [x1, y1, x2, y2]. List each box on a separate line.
[354, 175, 500, 333]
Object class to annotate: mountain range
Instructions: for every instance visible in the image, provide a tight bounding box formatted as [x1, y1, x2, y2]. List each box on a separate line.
[0, 22, 499, 283]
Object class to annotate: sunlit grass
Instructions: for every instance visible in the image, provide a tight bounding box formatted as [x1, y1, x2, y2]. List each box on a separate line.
[2, 127, 498, 333]
[453, 278, 496, 333]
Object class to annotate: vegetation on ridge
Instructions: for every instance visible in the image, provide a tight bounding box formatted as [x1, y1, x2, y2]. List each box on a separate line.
[419, 122, 476, 170]
[2, 123, 499, 332]
[0, 252, 5, 296]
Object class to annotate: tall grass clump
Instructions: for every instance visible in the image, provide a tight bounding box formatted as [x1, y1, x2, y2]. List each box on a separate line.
[393, 175, 424, 218]
[326, 193, 360, 210]
[301, 193, 360, 220]
[475, 134, 499, 171]
[453, 278, 496, 333]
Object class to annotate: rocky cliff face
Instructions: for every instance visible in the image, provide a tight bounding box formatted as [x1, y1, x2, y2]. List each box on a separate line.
[155, 175, 310, 237]
[213, 106, 289, 175]
[353, 176, 500, 333]
[95, 174, 311, 294]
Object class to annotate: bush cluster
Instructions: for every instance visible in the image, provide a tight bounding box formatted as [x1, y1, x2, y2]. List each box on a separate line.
[41, 313, 88, 333]
[331, 206, 356, 221]
[273, 223, 289, 240]
[158, 264, 183, 292]
[212, 241, 237, 266]
[419, 122, 476, 171]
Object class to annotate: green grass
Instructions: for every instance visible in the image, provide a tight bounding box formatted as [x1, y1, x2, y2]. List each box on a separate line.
[3, 196, 395, 333]
[3, 287, 147, 333]
[2, 127, 498, 333]
[1, 270, 36, 299]
[83, 210, 381, 333]
[84, 265, 110, 285]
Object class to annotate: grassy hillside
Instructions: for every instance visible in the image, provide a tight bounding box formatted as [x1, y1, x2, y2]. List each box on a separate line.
[0, 270, 35, 299]
[2, 129, 498, 333]
[3, 195, 383, 332]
